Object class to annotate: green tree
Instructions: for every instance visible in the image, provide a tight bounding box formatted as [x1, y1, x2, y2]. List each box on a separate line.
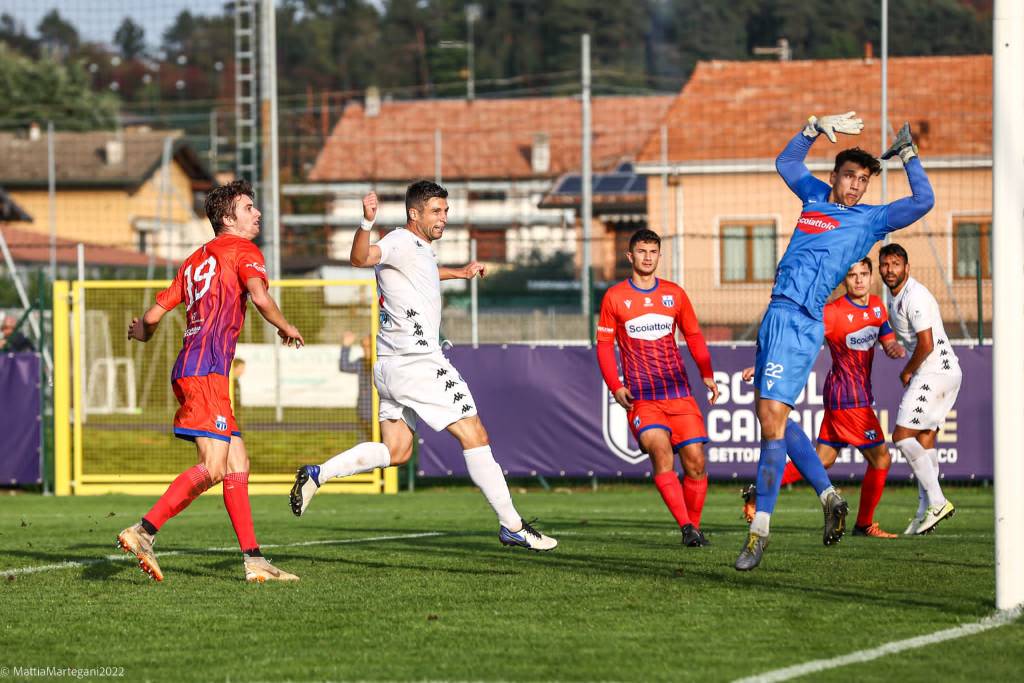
[37, 9, 79, 57]
[113, 17, 146, 61]
[0, 44, 118, 129]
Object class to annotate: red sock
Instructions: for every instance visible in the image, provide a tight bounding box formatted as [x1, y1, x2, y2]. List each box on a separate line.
[223, 471, 258, 552]
[682, 475, 708, 528]
[780, 461, 804, 486]
[856, 465, 889, 528]
[143, 464, 212, 531]
[653, 472, 691, 527]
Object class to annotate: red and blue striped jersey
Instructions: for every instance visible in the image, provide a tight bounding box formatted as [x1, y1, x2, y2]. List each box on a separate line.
[822, 294, 895, 410]
[596, 278, 713, 401]
[156, 235, 268, 380]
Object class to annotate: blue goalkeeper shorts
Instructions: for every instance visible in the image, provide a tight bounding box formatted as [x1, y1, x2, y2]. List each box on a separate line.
[754, 298, 824, 406]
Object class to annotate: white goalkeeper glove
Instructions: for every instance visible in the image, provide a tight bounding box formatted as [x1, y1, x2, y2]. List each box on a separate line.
[881, 122, 918, 164]
[802, 111, 864, 143]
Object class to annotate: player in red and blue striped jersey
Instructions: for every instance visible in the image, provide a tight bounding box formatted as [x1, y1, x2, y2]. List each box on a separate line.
[597, 229, 720, 547]
[744, 258, 904, 538]
[116, 180, 305, 583]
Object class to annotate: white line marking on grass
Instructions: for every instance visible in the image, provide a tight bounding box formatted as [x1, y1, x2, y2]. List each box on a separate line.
[0, 532, 445, 578]
[734, 606, 1024, 683]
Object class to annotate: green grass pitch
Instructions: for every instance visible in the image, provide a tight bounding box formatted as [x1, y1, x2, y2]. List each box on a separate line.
[1, 484, 1021, 681]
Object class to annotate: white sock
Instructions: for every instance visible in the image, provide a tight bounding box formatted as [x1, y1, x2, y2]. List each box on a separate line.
[464, 445, 521, 529]
[898, 438, 946, 509]
[818, 485, 835, 507]
[318, 442, 391, 482]
[751, 511, 771, 537]
[927, 448, 939, 471]
[915, 482, 928, 518]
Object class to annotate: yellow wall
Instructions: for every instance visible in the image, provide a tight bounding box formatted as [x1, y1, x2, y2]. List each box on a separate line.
[8, 161, 198, 251]
[642, 166, 993, 332]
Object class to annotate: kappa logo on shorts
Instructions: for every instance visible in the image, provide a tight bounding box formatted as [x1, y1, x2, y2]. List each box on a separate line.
[436, 368, 448, 378]
[452, 392, 466, 403]
[461, 404, 472, 414]
[444, 379, 456, 390]
[215, 415, 228, 431]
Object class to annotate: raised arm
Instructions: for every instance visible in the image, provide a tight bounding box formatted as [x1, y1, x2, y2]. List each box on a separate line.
[350, 192, 383, 268]
[882, 124, 935, 230]
[777, 112, 863, 201]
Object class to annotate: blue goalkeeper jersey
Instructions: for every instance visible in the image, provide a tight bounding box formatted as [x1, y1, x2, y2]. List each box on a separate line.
[771, 132, 934, 320]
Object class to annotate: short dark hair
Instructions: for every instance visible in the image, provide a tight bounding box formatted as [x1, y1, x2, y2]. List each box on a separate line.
[834, 147, 881, 176]
[852, 256, 873, 273]
[405, 180, 448, 220]
[205, 180, 254, 234]
[879, 243, 909, 263]
[628, 229, 661, 251]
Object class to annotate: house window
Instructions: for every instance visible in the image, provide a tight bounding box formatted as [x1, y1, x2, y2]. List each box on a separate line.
[470, 228, 506, 262]
[953, 218, 991, 279]
[720, 221, 777, 283]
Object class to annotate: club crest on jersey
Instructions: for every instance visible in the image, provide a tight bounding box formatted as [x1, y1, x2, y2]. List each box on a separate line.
[873, 306, 882, 319]
[602, 387, 646, 465]
[662, 294, 674, 307]
[215, 415, 228, 431]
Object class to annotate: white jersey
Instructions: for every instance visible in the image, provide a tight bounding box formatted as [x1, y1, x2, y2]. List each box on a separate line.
[374, 228, 442, 356]
[887, 276, 959, 375]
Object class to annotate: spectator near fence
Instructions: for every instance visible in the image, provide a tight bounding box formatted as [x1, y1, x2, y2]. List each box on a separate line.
[1, 315, 33, 353]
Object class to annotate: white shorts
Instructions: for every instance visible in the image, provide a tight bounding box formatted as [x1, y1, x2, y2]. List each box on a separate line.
[373, 351, 478, 432]
[896, 369, 962, 431]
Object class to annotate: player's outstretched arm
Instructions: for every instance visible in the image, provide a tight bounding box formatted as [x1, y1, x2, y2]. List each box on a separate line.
[350, 192, 383, 268]
[882, 123, 935, 231]
[775, 112, 861, 201]
[439, 262, 485, 281]
[246, 277, 305, 348]
[127, 303, 169, 343]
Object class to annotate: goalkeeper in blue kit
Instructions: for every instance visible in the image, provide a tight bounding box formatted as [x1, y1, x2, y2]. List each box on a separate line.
[736, 113, 935, 571]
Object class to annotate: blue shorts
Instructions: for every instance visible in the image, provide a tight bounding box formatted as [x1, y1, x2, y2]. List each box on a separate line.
[754, 299, 824, 406]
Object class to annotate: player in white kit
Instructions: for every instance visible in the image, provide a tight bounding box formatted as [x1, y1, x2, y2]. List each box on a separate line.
[879, 243, 959, 535]
[289, 181, 557, 551]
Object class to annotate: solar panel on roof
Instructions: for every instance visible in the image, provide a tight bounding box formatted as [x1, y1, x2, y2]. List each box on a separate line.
[594, 174, 633, 193]
[553, 176, 582, 194]
[626, 175, 647, 193]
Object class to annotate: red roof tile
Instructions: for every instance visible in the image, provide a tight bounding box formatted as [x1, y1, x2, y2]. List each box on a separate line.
[637, 55, 991, 164]
[0, 225, 171, 267]
[309, 95, 674, 182]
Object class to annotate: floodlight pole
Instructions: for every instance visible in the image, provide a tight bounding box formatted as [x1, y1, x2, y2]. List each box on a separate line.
[581, 34, 593, 328]
[992, 0, 1024, 612]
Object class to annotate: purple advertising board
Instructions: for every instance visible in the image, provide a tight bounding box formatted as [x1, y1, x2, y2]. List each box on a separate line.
[418, 344, 991, 481]
[0, 353, 41, 486]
